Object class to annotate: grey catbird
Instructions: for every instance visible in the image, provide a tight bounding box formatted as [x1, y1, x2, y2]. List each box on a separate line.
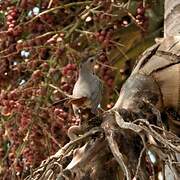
[50, 56, 102, 140]
[71, 56, 102, 116]
[68, 56, 102, 140]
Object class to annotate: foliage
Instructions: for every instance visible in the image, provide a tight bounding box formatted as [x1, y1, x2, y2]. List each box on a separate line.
[0, 0, 164, 179]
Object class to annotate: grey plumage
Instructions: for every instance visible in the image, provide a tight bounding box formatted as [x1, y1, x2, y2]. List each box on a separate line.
[72, 56, 102, 115]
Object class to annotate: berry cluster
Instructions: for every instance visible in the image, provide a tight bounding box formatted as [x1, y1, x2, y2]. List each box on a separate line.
[0, 85, 74, 177]
[53, 107, 67, 120]
[61, 63, 77, 93]
[6, 6, 19, 35]
[95, 29, 113, 48]
[92, 0, 113, 23]
[0, 90, 32, 175]
[135, 4, 148, 29]
[98, 54, 115, 87]
[93, 12, 112, 23]
[52, 107, 79, 132]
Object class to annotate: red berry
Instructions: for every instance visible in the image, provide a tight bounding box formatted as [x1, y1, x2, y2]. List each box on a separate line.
[98, 35, 104, 42]
[62, 112, 68, 118]
[10, 12, 17, 18]
[62, 68, 68, 75]
[7, 28, 14, 35]
[103, 75, 109, 81]
[136, 14, 143, 20]
[66, 69, 73, 76]
[66, 63, 73, 70]
[9, 100, 15, 107]
[100, 30, 106, 36]
[7, 15, 13, 21]
[107, 79, 113, 86]
[31, 70, 43, 80]
[40, 62, 49, 71]
[95, 32, 100, 39]
[61, 83, 70, 91]
[9, 23, 15, 28]
[71, 64, 76, 70]
[102, 39, 110, 48]
[137, 7, 145, 15]
[54, 108, 63, 116]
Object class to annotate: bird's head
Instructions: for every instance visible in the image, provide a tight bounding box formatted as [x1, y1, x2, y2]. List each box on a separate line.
[79, 56, 96, 72]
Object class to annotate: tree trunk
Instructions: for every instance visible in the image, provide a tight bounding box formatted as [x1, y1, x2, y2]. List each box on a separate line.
[164, 0, 180, 37]
[114, 0, 180, 134]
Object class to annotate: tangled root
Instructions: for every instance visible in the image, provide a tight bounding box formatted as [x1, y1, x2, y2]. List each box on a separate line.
[25, 110, 180, 180]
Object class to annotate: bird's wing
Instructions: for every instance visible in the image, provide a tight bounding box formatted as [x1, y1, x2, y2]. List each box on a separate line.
[91, 76, 103, 112]
[72, 79, 91, 98]
[72, 75, 102, 113]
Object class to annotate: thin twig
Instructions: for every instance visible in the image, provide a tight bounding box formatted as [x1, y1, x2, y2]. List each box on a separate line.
[23, 1, 91, 26]
[47, 0, 54, 9]
[97, 60, 118, 70]
[135, 119, 180, 153]
[114, 43, 129, 60]
[49, 84, 73, 98]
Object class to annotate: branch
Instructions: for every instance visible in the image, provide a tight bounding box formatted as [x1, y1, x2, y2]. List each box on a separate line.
[25, 127, 102, 180]
[23, 1, 91, 26]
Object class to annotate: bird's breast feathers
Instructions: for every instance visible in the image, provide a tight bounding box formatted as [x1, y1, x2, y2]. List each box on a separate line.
[72, 75, 100, 99]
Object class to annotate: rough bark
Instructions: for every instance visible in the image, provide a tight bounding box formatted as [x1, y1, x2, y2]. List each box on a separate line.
[164, 0, 180, 37]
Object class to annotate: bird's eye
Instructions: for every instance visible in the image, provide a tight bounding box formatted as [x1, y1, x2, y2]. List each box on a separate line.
[90, 58, 94, 63]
